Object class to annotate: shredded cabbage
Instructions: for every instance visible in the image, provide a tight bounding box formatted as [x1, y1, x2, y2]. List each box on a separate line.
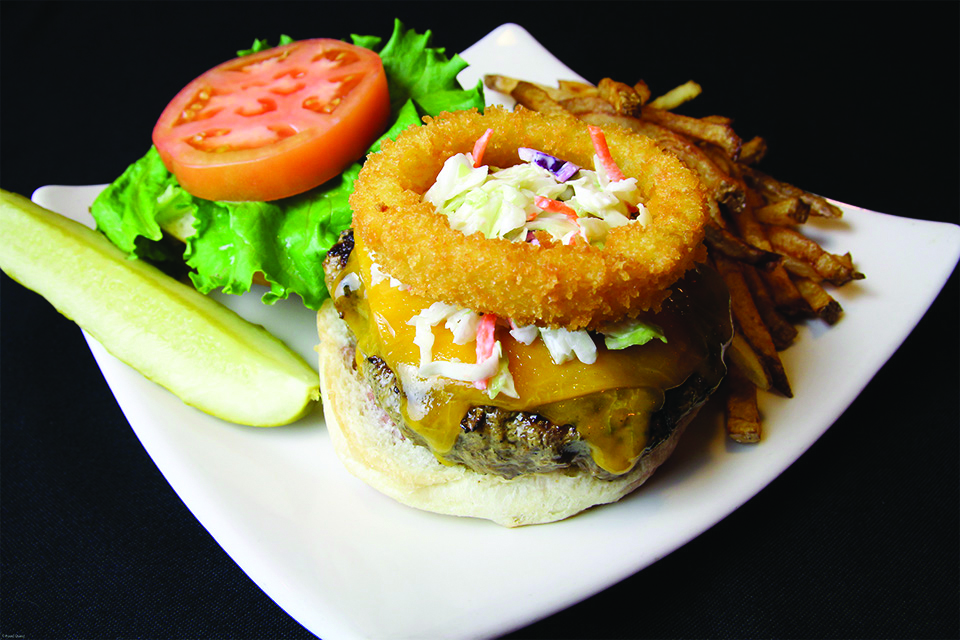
[603, 319, 667, 350]
[444, 307, 481, 345]
[406, 301, 664, 394]
[425, 147, 648, 248]
[418, 342, 502, 383]
[483, 354, 518, 399]
[406, 302, 518, 399]
[509, 322, 539, 345]
[369, 261, 409, 290]
[538, 326, 598, 365]
[408, 302, 459, 368]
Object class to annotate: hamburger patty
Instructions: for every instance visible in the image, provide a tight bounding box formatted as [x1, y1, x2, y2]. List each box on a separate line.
[323, 230, 726, 480]
[363, 353, 590, 478]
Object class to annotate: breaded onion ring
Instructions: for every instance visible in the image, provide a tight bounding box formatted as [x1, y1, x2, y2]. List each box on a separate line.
[350, 106, 707, 329]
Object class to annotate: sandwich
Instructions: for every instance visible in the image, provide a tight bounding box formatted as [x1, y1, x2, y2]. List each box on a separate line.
[316, 106, 732, 526]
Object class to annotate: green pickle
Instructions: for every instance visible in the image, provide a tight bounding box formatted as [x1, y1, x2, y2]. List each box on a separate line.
[0, 189, 319, 426]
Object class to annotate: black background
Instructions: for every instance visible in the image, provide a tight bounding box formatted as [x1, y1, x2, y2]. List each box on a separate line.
[2, 2, 958, 639]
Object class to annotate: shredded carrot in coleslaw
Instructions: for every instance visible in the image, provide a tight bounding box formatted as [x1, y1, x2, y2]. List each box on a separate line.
[473, 313, 498, 390]
[472, 128, 494, 168]
[587, 125, 626, 182]
[533, 195, 579, 223]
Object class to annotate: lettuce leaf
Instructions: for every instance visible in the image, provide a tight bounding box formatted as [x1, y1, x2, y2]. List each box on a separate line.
[90, 146, 181, 260]
[355, 21, 483, 119]
[236, 34, 294, 57]
[90, 20, 484, 310]
[602, 319, 668, 350]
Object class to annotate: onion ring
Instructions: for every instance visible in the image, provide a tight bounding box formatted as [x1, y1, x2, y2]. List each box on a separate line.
[349, 106, 707, 329]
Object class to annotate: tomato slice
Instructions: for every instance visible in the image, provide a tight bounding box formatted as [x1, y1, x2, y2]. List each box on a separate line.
[152, 39, 390, 202]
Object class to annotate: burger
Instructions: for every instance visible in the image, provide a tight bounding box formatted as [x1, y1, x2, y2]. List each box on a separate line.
[316, 106, 732, 526]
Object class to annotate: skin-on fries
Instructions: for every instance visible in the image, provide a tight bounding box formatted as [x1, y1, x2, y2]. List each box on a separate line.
[765, 225, 864, 286]
[703, 223, 781, 271]
[740, 263, 799, 351]
[640, 106, 742, 158]
[755, 197, 810, 226]
[741, 165, 844, 219]
[484, 72, 865, 443]
[647, 80, 702, 111]
[714, 255, 792, 398]
[725, 364, 762, 444]
[598, 77, 642, 116]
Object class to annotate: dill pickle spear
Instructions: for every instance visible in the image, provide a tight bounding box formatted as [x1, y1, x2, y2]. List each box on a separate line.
[0, 189, 319, 426]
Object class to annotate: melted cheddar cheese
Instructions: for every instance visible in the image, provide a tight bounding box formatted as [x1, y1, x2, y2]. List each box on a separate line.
[331, 238, 730, 475]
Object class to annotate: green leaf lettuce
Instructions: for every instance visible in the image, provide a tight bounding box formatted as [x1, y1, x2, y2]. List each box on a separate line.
[602, 319, 668, 351]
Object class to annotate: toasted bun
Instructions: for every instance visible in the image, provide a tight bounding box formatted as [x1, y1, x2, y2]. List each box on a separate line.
[316, 300, 694, 527]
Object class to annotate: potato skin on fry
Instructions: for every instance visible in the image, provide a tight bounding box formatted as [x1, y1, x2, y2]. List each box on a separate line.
[351, 106, 709, 329]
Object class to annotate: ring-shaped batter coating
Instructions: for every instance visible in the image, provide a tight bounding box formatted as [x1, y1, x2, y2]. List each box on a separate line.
[350, 106, 708, 329]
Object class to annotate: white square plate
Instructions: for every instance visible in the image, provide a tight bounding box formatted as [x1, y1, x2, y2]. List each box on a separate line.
[31, 23, 960, 640]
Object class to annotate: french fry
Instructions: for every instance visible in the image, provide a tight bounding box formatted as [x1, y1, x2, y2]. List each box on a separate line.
[632, 79, 652, 106]
[559, 95, 616, 116]
[715, 255, 793, 398]
[755, 197, 811, 225]
[484, 76, 571, 117]
[697, 140, 743, 180]
[725, 364, 762, 443]
[741, 165, 844, 218]
[640, 106, 742, 159]
[703, 223, 781, 271]
[738, 136, 768, 166]
[794, 277, 844, 325]
[509, 81, 571, 117]
[731, 190, 813, 315]
[726, 333, 772, 391]
[647, 80, 702, 111]
[835, 251, 856, 271]
[765, 225, 864, 286]
[727, 192, 773, 251]
[778, 254, 826, 282]
[538, 80, 595, 103]
[598, 77, 642, 116]
[761, 263, 812, 316]
[741, 263, 798, 350]
[557, 79, 598, 96]
[731, 213, 774, 256]
[485, 75, 584, 104]
[701, 115, 734, 126]
[483, 74, 519, 95]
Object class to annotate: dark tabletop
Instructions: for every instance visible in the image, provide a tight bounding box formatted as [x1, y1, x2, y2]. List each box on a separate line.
[2, 2, 958, 639]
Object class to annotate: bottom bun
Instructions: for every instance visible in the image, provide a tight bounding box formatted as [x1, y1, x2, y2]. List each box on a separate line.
[316, 300, 695, 527]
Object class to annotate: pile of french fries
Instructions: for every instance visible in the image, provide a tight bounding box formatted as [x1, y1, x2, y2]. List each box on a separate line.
[485, 74, 864, 443]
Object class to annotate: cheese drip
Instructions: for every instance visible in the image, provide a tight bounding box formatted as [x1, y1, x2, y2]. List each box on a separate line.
[331, 238, 730, 475]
